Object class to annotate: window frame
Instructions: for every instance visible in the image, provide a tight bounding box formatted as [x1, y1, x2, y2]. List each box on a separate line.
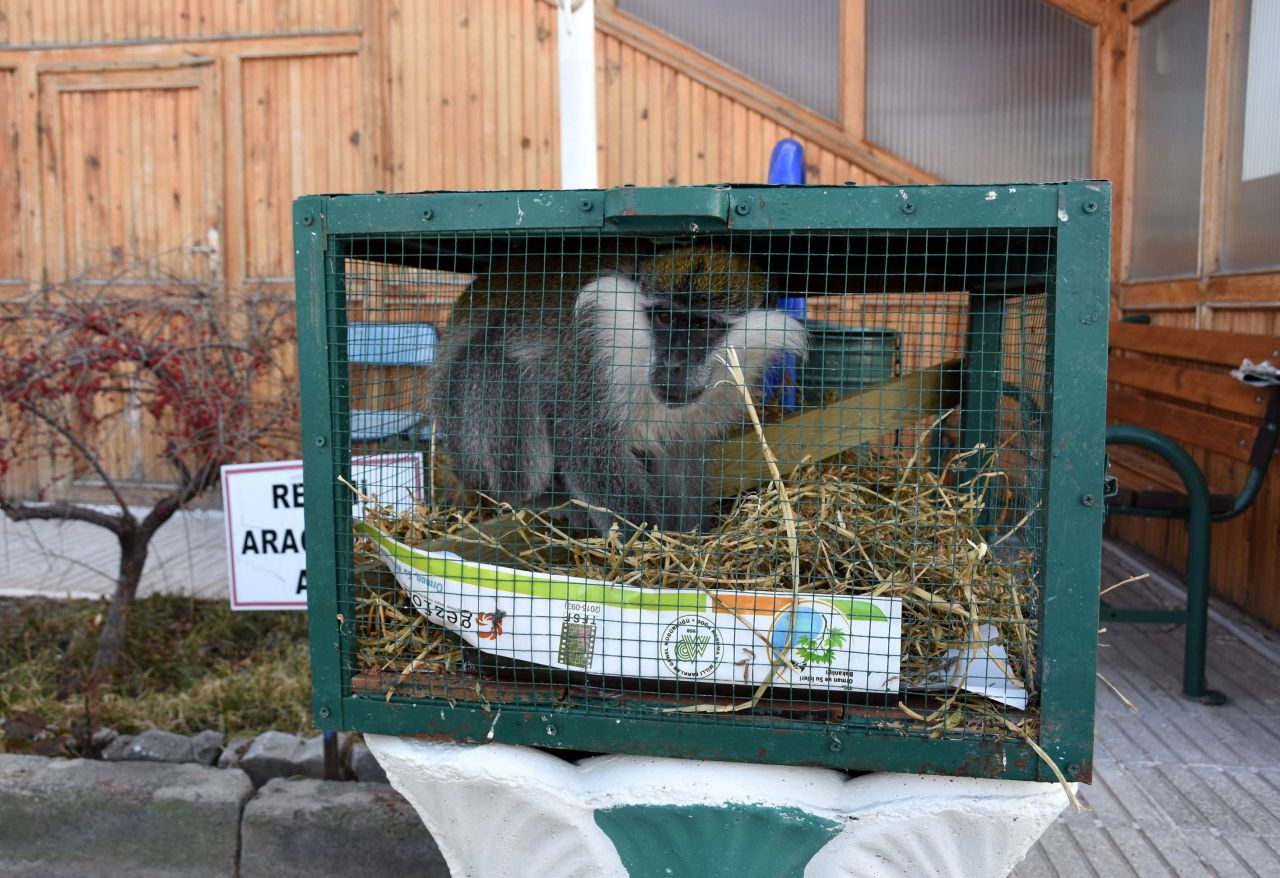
[602, 0, 1104, 183]
[1120, 0, 1280, 305]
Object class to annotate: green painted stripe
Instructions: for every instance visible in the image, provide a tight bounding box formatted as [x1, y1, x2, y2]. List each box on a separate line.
[357, 523, 706, 611]
[595, 803, 843, 875]
[356, 523, 891, 622]
[826, 598, 891, 624]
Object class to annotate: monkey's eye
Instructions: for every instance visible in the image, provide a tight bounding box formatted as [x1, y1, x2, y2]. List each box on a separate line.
[651, 310, 673, 328]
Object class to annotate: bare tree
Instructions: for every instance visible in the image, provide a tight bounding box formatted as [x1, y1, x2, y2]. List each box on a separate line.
[0, 281, 297, 674]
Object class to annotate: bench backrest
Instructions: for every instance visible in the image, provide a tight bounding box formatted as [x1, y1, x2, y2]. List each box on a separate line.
[1108, 323, 1278, 464]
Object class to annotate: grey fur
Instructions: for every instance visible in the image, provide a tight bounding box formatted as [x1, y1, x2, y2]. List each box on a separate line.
[428, 272, 807, 538]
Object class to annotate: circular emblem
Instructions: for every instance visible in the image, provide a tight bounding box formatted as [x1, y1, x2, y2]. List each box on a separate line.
[659, 615, 724, 679]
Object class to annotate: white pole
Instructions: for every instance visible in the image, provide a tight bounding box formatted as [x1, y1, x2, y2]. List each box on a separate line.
[556, 0, 599, 189]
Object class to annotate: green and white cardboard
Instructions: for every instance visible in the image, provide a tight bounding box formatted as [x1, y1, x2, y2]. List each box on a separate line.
[357, 523, 903, 692]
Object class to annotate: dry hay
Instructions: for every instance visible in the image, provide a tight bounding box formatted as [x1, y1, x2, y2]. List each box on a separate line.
[350, 430, 1039, 738]
[349, 347, 1045, 753]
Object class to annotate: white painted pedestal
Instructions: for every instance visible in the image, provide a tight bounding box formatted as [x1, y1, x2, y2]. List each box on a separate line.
[368, 736, 1069, 877]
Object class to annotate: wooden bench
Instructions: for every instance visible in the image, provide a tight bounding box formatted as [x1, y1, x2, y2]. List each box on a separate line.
[1105, 319, 1280, 704]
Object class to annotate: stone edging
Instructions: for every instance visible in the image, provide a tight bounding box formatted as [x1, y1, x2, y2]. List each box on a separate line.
[0, 752, 451, 878]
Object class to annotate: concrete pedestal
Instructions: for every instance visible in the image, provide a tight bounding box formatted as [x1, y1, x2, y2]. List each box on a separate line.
[368, 736, 1069, 877]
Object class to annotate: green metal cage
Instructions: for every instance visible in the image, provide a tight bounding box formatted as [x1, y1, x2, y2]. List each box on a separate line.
[294, 182, 1110, 782]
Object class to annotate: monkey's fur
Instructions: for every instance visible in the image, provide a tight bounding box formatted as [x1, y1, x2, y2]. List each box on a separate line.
[428, 246, 807, 537]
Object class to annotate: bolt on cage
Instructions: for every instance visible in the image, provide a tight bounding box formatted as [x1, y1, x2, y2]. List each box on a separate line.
[295, 183, 1110, 782]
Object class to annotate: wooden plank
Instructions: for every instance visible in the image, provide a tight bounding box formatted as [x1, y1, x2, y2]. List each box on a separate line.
[1107, 353, 1271, 418]
[1107, 388, 1259, 462]
[840, 0, 866, 140]
[1121, 274, 1280, 308]
[201, 52, 222, 285]
[478, 0, 497, 189]
[619, 41, 636, 184]
[1092, 1, 1128, 287]
[1117, 19, 1139, 285]
[0, 70, 25, 283]
[538, 0, 557, 187]
[518, 0, 536, 188]
[0, 0, 354, 45]
[1110, 322, 1280, 367]
[222, 54, 245, 286]
[710, 359, 963, 494]
[1199, 0, 1234, 279]
[36, 67, 68, 282]
[662, 61, 677, 185]
[16, 61, 41, 292]
[0, 34, 361, 69]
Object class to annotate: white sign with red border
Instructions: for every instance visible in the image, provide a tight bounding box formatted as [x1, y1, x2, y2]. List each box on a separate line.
[221, 454, 423, 610]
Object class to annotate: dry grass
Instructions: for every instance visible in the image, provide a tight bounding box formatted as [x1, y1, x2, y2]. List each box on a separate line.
[0, 594, 313, 756]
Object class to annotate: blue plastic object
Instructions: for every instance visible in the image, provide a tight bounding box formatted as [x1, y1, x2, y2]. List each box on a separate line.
[764, 139, 806, 410]
[767, 138, 806, 185]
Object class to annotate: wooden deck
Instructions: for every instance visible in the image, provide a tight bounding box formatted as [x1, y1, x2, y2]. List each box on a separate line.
[2, 513, 1278, 876]
[1015, 542, 1280, 878]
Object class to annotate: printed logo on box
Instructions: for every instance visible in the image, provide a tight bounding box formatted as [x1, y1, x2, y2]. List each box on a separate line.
[660, 615, 724, 678]
[769, 599, 846, 666]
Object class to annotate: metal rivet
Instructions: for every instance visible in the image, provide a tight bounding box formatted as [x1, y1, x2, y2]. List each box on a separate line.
[1081, 494, 1095, 507]
[1083, 200, 1099, 214]
[579, 199, 593, 212]
[734, 202, 751, 216]
[301, 214, 314, 226]
[319, 706, 332, 719]
[545, 724, 558, 737]
[901, 202, 916, 215]
[421, 209, 434, 221]
[1067, 762, 1082, 777]
[829, 739, 843, 752]
[685, 221, 700, 233]
[314, 436, 327, 447]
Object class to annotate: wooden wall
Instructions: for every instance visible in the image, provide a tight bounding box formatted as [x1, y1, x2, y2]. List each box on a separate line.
[1106, 308, 1280, 627]
[2, 0, 1278, 627]
[594, 30, 890, 188]
[1094, 0, 1280, 628]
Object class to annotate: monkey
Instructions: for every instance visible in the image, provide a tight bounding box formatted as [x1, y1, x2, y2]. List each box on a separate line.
[426, 246, 807, 538]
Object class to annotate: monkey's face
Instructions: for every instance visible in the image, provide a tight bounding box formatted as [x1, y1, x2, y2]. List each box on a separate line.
[645, 297, 732, 405]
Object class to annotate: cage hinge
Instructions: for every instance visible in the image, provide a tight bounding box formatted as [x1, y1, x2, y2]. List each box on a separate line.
[1102, 455, 1119, 500]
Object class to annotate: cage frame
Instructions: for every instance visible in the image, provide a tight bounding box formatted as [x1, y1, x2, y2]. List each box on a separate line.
[295, 181, 1110, 782]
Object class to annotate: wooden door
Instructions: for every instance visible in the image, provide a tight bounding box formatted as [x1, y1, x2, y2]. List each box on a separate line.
[38, 61, 222, 285]
[36, 61, 223, 496]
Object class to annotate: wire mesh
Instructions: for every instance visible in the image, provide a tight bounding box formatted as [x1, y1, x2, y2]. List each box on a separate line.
[295, 186, 1108, 779]
[329, 230, 1047, 731]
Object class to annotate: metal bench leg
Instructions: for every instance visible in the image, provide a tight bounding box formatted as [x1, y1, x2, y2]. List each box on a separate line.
[1183, 507, 1226, 704]
[1105, 425, 1226, 704]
